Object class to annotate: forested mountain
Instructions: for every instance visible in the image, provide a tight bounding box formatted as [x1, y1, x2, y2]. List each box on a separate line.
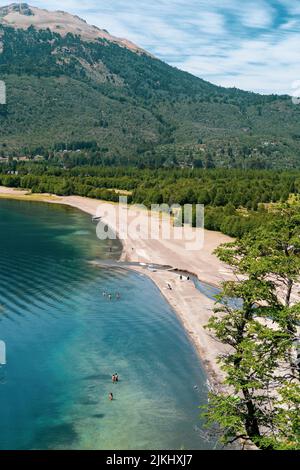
[1, 3, 300, 169]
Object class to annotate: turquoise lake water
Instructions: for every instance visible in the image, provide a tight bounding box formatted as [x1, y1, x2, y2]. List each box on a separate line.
[0, 199, 212, 450]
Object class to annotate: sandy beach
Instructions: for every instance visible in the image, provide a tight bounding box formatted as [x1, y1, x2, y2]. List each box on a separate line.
[0, 187, 233, 386]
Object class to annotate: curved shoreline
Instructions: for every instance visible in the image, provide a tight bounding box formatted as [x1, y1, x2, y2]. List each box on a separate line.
[0, 187, 233, 387]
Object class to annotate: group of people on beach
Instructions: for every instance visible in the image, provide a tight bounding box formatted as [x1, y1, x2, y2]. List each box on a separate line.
[109, 373, 119, 401]
[102, 291, 121, 301]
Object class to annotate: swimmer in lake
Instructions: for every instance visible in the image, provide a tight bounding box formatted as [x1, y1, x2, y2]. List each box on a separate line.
[109, 392, 113, 401]
[112, 373, 119, 383]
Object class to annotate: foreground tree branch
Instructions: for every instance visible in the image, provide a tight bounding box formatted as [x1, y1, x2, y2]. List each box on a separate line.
[202, 204, 300, 450]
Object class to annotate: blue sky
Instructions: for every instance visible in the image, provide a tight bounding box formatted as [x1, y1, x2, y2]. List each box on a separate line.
[2, 0, 300, 94]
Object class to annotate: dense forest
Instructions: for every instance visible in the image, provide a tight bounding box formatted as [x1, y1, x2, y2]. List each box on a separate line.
[1, 160, 300, 237]
[0, 23, 300, 168]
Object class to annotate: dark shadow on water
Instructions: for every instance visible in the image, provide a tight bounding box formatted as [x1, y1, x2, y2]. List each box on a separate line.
[35, 422, 78, 449]
[92, 413, 105, 419]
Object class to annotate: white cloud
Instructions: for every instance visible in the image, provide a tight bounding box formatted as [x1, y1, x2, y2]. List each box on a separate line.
[179, 33, 300, 94]
[238, 3, 274, 29]
[184, 12, 225, 35]
[279, 1, 300, 15]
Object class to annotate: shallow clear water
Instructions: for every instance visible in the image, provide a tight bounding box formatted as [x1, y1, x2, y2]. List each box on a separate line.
[0, 199, 211, 450]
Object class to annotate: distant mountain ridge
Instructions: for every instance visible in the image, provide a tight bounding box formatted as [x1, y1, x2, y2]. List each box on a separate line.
[0, 3, 145, 53]
[0, 3, 300, 169]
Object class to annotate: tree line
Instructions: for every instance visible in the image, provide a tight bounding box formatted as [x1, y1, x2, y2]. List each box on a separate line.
[1, 164, 299, 237]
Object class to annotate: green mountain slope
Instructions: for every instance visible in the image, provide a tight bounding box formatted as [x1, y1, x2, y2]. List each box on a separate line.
[0, 4, 300, 168]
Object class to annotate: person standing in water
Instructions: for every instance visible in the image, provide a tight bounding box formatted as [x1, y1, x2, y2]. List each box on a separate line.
[112, 373, 119, 383]
[109, 392, 113, 401]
